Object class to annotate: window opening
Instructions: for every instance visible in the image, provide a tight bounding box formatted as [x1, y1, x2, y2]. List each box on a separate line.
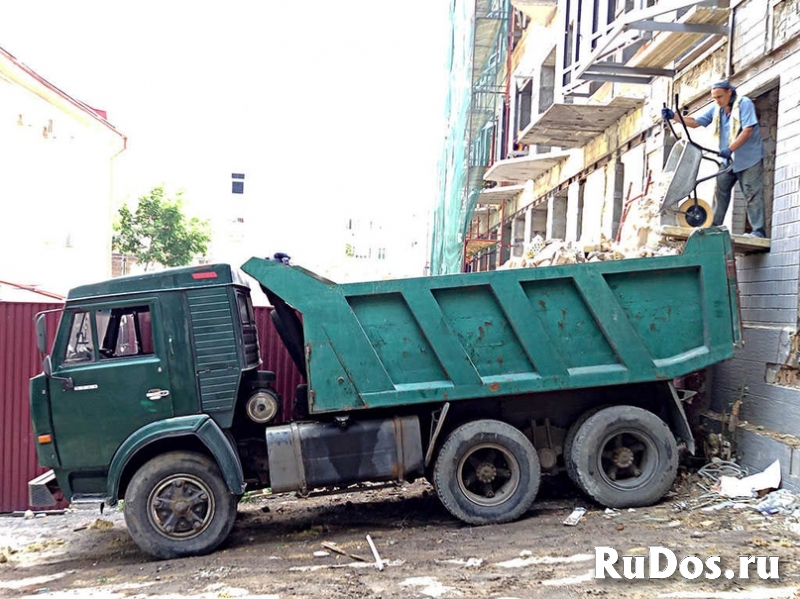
[63, 312, 94, 364]
[96, 305, 154, 359]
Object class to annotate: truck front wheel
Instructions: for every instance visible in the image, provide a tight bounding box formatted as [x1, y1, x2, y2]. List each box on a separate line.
[433, 419, 540, 525]
[124, 451, 237, 559]
[570, 406, 678, 508]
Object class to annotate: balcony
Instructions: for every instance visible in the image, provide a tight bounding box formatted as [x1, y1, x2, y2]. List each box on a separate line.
[483, 150, 571, 184]
[518, 96, 643, 148]
[478, 184, 527, 204]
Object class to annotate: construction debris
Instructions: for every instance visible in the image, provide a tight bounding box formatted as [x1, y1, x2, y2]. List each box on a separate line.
[320, 541, 367, 562]
[499, 177, 689, 270]
[366, 534, 384, 571]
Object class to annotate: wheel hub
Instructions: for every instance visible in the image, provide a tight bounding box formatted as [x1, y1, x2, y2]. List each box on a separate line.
[612, 446, 635, 469]
[149, 475, 214, 539]
[475, 462, 496, 483]
[172, 499, 191, 516]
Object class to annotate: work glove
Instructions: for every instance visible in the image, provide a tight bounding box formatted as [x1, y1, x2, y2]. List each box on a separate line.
[661, 107, 674, 121]
[719, 148, 732, 160]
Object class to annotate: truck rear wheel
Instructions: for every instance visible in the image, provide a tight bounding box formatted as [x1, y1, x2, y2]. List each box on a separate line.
[563, 405, 606, 493]
[124, 451, 237, 559]
[433, 419, 540, 525]
[570, 406, 678, 508]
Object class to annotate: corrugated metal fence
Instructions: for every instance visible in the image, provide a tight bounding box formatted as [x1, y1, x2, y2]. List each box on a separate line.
[0, 302, 303, 513]
[0, 302, 61, 513]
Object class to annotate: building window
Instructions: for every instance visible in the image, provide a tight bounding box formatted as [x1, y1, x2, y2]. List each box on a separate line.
[232, 173, 245, 194]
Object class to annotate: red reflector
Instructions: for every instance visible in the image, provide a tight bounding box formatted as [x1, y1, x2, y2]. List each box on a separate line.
[192, 271, 218, 280]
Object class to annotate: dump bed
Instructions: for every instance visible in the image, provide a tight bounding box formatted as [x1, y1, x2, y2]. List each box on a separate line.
[241, 228, 741, 414]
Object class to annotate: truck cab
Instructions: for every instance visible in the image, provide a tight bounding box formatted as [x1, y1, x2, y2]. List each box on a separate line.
[29, 264, 265, 513]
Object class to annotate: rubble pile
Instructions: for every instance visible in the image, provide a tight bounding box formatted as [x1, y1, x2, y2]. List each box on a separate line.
[499, 176, 687, 270]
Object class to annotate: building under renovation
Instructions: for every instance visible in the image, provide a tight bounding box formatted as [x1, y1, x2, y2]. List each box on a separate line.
[435, 0, 800, 489]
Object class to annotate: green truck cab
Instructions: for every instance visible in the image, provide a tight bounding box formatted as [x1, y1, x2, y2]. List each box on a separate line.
[30, 228, 742, 559]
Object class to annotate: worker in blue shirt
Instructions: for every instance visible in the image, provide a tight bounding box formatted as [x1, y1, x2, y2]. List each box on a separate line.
[662, 80, 767, 238]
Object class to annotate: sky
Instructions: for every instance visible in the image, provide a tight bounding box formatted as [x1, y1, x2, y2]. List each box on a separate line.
[0, 1, 450, 271]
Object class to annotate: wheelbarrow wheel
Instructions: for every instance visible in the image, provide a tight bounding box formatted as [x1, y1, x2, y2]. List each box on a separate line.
[677, 198, 713, 228]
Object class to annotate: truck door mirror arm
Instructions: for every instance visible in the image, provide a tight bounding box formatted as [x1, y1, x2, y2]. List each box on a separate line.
[42, 355, 74, 390]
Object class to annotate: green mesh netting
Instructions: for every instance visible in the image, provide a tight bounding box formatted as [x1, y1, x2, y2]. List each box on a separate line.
[431, 0, 510, 275]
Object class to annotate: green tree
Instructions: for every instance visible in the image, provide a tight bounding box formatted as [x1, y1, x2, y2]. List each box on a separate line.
[113, 186, 211, 271]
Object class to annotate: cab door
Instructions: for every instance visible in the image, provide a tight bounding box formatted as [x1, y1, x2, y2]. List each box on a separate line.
[49, 301, 173, 470]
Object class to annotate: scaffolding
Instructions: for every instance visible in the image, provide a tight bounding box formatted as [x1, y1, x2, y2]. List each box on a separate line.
[431, 0, 511, 275]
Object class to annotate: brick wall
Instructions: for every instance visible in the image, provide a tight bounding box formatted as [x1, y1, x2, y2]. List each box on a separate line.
[710, 0, 800, 438]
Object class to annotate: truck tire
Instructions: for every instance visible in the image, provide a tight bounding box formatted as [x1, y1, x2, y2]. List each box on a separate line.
[433, 419, 540, 525]
[124, 451, 237, 559]
[570, 406, 678, 508]
[563, 406, 606, 493]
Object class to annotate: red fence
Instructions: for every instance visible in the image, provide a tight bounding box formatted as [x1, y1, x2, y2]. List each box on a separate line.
[0, 302, 303, 513]
[0, 302, 61, 513]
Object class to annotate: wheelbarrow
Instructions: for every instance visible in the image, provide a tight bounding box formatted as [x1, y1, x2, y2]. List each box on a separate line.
[659, 95, 731, 228]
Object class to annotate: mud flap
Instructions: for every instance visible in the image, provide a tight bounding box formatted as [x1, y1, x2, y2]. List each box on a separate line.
[666, 381, 696, 455]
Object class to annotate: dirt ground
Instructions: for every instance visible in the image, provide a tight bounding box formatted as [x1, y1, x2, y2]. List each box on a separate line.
[2, 472, 800, 599]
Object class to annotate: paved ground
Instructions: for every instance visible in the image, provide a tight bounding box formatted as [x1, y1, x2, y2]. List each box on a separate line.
[2, 473, 800, 599]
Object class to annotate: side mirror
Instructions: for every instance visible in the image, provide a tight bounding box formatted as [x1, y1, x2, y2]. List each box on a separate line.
[42, 355, 53, 377]
[35, 313, 48, 354]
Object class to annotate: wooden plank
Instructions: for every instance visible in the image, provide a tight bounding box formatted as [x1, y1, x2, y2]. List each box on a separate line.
[661, 226, 771, 253]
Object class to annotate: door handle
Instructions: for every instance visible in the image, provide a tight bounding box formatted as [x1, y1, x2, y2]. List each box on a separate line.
[146, 389, 170, 401]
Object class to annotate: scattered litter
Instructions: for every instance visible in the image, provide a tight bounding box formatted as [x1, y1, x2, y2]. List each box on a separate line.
[320, 541, 367, 562]
[289, 559, 404, 572]
[701, 501, 734, 512]
[785, 521, 800, 535]
[23, 511, 34, 520]
[437, 557, 484, 567]
[562, 507, 586, 526]
[755, 489, 798, 516]
[312, 551, 329, 558]
[716, 460, 781, 498]
[399, 576, 456, 598]
[519, 550, 532, 557]
[496, 553, 594, 569]
[604, 508, 620, 517]
[697, 459, 746, 493]
[366, 534, 384, 571]
[671, 501, 689, 512]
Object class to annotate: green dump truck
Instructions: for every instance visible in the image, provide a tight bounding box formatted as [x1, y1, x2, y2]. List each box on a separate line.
[29, 227, 741, 559]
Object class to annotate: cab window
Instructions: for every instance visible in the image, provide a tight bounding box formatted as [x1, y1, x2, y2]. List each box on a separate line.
[63, 311, 94, 364]
[97, 305, 154, 359]
[236, 291, 255, 326]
